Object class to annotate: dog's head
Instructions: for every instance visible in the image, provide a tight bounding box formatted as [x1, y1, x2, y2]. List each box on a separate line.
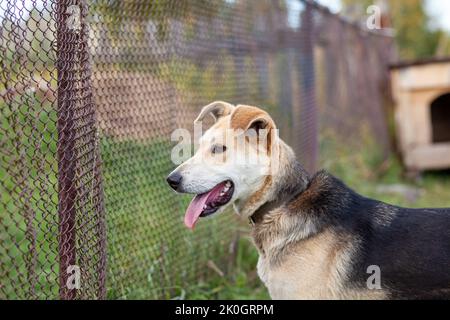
[167, 101, 279, 229]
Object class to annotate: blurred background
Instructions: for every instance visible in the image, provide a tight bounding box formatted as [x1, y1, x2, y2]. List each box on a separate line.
[0, 0, 449, 299]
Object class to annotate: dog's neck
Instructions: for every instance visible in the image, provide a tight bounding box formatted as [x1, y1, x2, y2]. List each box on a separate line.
[248, 140, 310, 224]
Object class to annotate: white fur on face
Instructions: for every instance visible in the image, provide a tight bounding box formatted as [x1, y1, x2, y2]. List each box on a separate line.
[170, 116, 273, 209]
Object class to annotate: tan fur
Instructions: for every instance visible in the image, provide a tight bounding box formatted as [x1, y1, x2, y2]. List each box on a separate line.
[229, 105, 268, 130]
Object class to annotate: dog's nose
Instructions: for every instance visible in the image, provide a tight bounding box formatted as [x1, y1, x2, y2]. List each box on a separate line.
[167, 172, 182, 191]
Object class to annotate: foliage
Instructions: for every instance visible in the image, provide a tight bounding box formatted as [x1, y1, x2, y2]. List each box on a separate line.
[91, 0, 226, 41]
[341, 0, 446, 60]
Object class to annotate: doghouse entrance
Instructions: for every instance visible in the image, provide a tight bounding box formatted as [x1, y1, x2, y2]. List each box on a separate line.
[431, 93, 450, 143]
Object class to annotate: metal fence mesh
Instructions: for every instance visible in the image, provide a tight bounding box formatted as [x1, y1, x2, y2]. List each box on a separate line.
[312, 4, 395, 159]
[1, 0, 59, 299]
[0, 0, 394, 299]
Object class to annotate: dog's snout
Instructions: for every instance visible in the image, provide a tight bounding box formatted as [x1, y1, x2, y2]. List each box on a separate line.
[167, 172, 182, 191]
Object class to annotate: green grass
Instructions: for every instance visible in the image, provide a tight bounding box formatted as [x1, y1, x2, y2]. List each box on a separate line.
[0, 97, 59, 299]
[184, 235, 270, 300]
[321, 137, 450, 209]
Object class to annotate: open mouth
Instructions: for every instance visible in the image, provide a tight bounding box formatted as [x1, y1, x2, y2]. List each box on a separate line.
[184, 180, 234, 229]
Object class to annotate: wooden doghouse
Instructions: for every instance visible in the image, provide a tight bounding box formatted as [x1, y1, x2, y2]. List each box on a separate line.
[390, 58, 450, 173]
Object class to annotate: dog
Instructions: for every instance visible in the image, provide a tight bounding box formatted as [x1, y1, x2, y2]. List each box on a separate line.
[167, 101, 450, 300]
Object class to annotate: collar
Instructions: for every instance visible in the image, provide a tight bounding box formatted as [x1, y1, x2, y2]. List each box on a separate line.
[249, 199, 281, 226]
[248, 183, 307, 227]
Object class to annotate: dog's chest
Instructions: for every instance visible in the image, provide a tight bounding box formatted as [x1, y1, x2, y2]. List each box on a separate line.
[256, 231, 353, 299]
[257, 246, 337, 299]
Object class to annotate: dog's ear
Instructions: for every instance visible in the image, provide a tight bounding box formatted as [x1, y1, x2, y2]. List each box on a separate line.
[230, 105, 276, 133]
[230, 105, 277, 153]
[194, 101, 235, 124]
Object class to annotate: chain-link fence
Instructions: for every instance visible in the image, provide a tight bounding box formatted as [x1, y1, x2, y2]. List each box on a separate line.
[0, 0, 395, 299]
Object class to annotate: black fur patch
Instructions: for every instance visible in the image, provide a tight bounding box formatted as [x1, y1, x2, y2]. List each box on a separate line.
[293, 171, 450, 299]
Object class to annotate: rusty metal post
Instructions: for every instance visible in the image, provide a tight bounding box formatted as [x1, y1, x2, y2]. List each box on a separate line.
[298, 3, 318, 174]
[57, 0, 79, 300]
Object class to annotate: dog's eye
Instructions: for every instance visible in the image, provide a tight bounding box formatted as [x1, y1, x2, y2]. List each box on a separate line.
[211, 144, 227, 154]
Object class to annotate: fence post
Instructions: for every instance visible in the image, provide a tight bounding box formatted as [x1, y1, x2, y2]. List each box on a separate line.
[56, 0, 79, 300]
[299, 2, 318, 174]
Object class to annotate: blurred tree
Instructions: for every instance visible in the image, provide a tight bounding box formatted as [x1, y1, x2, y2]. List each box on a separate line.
[342, 0, 444, 60]
[435, 29, 450, 57]
[91, 0, 227, 41]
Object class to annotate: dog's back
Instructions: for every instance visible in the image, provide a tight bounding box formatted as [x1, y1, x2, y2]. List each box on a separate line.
[352, 202, 450, 299]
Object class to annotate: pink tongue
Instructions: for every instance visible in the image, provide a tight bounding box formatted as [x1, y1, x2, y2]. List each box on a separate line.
[184, 182, 226, 229]
[184, 192, 210, 229]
